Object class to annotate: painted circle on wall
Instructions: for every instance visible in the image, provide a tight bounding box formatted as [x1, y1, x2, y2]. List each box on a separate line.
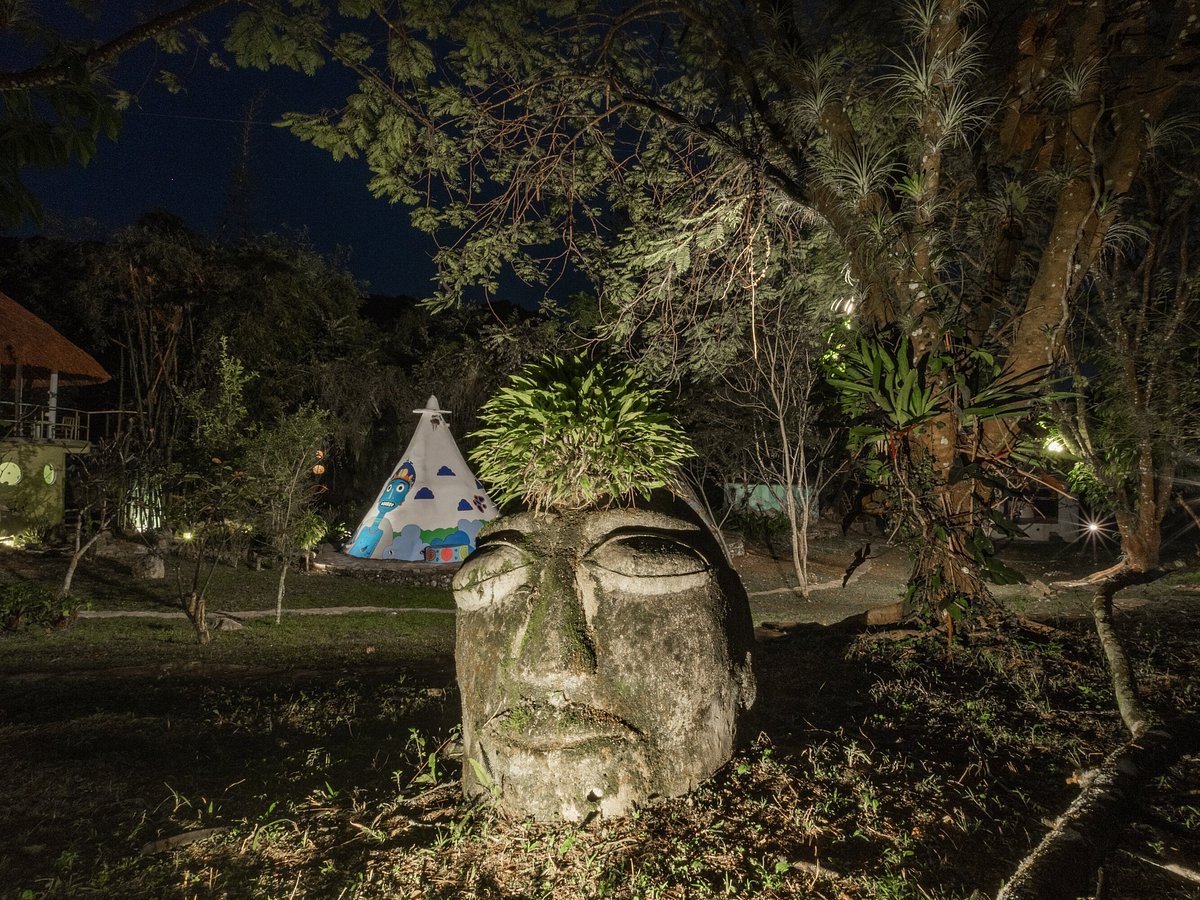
[0, 461, 21, 485]
[42, 463, 56, 485]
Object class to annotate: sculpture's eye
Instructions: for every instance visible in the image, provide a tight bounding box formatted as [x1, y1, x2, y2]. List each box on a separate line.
[453, 542, 532, 611]
[585, 534, 712, 596]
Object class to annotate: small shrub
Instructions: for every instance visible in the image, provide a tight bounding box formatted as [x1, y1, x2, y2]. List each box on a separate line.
[11, 524, 49, 550]
[0, 582, 90, 632]
[727, 507, 791, 543]
[469, 354, 693, 513]
[296, 510, 329, 552]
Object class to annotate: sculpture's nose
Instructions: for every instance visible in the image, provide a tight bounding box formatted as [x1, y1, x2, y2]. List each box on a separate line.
[514, 554, 597, 685]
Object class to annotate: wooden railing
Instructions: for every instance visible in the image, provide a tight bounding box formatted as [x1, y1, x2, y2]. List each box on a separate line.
[0, 403, 137, 444]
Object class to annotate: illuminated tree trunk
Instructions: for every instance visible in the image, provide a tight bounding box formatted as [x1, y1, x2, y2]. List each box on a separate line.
[1112, 448, 1174, 573]
[178, 552, 217, 646]
[275, 559, 289, 626]
[1115, 515, 1160, 574]
[183, 589, 211, 646]
[895, 416, 996, 623]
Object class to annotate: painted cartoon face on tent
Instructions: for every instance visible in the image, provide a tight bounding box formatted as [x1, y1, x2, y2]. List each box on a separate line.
[453, 506, 756, 822]
[379, 462, 416, 511]
[348, 461, 416, 557]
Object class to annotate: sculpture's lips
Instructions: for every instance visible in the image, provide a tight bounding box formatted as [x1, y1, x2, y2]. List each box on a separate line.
[485, 702, 638, 752]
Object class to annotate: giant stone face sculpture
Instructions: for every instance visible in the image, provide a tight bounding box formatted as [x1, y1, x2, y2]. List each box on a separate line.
[452, 505, 756, 822]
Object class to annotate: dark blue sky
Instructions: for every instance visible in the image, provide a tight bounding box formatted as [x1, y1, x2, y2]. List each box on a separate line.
[22, 22, 440, 299]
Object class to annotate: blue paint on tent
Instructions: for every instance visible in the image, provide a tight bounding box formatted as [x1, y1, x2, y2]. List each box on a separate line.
[414, 487, 434, 499]
[429, 529, 471, 551]
[381, 524, 425, 561]
[437, 465, 456, 476]
[347, 461, 415, 557]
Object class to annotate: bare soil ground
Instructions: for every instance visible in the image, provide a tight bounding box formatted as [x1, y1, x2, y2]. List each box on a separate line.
[734, 527, 1199, 627]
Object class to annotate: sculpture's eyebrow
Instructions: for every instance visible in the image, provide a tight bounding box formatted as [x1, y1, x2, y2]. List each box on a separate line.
[582, 526, 702, 558]
[476, 528, 532, 551]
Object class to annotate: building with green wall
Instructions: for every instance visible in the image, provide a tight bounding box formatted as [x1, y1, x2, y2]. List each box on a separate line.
[1, 292, 109, 540]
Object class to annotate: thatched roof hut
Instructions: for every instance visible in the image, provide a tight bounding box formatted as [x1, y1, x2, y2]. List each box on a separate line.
[0, 291, 109, 385]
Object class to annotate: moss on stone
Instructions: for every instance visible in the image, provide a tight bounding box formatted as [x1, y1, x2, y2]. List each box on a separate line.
[498, 704, 533, 736]
[515, 554, 595, 672]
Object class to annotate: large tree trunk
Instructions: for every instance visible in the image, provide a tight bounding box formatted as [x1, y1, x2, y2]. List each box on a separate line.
[905, 509, 993, 626]
[1114, 511, 1161, 574]
[894, 426, 1002, 625]
[987, 0, 1192, 452]
[1112, 448, 1175, 572]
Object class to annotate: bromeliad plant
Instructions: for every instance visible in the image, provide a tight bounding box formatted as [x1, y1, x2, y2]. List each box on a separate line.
[469, 354, 693, 513]
[826, 333, 1049, 627]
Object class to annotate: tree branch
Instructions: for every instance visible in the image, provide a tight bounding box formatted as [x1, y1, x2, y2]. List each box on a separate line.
[1092, 569, 1162, 738]
[0, 0, 236, 93]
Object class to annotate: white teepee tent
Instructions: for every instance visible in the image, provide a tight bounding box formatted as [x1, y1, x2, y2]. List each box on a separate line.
[346, 396, 497, 562]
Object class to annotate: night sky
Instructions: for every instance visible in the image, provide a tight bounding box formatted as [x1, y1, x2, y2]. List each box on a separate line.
[19, 20, 440, 300]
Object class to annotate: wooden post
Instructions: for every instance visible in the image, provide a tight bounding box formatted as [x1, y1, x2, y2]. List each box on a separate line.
[47, 370, 59, 438]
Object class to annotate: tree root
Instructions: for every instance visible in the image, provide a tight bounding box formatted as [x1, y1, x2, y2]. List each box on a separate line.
[1050, 560, 1132, 589]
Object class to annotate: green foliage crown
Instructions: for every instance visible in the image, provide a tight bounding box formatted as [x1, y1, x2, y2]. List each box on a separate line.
[469, 354, 693, 513]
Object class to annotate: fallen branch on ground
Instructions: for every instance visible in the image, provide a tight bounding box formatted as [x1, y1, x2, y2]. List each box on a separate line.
[997, 565, 1190, 899]
[1091, 569, 1164, 738]
[140, 826, 227, 855]
[1050, 560, 1132, 589]
[995, 721, 1198, 900]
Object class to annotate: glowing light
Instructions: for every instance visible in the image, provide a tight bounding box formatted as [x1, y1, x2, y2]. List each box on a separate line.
[312, 464, 326, 475]
[181, 531, 194, 542]
[1046, 438, 1066, 453]
[1077, 513, 1116, 545]
[1072, 512, 1118, 563]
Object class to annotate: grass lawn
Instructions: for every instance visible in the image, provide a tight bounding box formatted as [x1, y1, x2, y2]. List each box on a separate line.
[1, 549, 1198, 898]
[0, 612, 456, 675]
[0, 549, 454, 614]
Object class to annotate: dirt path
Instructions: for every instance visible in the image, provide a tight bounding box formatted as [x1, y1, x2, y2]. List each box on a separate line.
[79, 606, 455, 619]
[731, 532, 1199, 626]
